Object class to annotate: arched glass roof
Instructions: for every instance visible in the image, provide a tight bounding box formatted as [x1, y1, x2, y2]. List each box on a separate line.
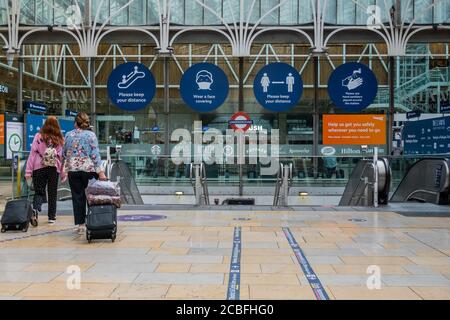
[1, 0, 448, 27]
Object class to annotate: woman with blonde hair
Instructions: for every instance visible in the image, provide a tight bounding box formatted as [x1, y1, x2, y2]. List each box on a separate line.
[25, 116, 66, 225]
[62, 112, 107, 234]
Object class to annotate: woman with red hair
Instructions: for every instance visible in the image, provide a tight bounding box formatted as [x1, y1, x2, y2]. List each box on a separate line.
[25, 116, 66, 225]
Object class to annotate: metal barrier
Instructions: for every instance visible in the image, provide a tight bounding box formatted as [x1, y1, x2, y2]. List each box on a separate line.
[189, 162, 210, 205]
[273, 162, 293, 206]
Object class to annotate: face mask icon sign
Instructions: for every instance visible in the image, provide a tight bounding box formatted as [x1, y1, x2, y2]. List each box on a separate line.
[118, 66, 146, 89]
[342, 68, 363, 91]
[196, 70, 213, 90]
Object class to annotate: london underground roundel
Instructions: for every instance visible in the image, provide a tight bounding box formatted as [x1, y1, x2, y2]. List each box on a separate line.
[327, 62, 378, 112]
[253, 62, 303, 112]
[229, 112, 253, 132]
[107, 62, 156, 111]
[180, 62, 229, 112]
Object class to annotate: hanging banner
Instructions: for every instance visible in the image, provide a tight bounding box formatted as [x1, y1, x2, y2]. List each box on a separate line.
[4, 114, 24, 160]
[107, 62, 156, 111]
[322, 114, 386, 145]
[403, 117, 450, 155]
[327, 62, 378, 112]
[253, 62, 303, 112]
[180, 62, 229, 112]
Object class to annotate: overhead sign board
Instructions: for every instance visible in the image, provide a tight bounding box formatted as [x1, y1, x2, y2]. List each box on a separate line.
[403, 116, 450, 155]
[24, 101, 47, 113]
[253, 62, 303, 112]
[322, 114, 387, 145]
[406, 110, 421, 120]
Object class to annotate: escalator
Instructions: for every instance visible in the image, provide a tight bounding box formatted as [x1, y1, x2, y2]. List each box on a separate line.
[390, 158, 450, 205]
[339, 158, 390, 206]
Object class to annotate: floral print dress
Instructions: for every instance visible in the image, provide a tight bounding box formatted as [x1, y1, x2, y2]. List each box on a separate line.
[62, 129, 104, 173]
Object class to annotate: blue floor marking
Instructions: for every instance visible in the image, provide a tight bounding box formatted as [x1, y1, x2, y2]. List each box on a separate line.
[227, 226, 241, 300]
[283, 227, 330, 300]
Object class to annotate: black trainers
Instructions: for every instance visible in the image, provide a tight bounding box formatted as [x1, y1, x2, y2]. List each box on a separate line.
[30, 209, 39, 227]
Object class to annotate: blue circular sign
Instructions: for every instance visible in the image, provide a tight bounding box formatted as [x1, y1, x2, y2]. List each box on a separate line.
[327, 62, 378, 112]
[107, 62, 156, 111]
[180, 62, 229, 112]
[253, 62, 303, 112]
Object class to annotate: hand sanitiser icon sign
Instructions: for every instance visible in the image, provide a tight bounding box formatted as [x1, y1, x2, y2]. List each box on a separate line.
[328, 62, 378, 112]
[108, 62, 156, 111]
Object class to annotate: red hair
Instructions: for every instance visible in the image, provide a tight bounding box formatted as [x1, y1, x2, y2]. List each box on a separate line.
[40, 116, 64, 146]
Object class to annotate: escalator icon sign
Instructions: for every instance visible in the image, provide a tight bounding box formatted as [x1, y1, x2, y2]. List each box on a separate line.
[118, 66, 146, 89]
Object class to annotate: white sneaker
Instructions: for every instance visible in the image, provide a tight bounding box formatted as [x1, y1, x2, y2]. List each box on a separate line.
[48, 219, 56, 225]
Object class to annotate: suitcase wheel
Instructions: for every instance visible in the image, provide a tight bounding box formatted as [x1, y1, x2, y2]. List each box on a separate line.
[22, 226, 28, 232]
[1, 227, 5, 233]
[86, 231, 92, 243]
[111, 235, 116, 243]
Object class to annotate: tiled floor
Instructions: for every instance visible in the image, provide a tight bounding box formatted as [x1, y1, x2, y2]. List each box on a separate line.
[1, 209, 450, 300]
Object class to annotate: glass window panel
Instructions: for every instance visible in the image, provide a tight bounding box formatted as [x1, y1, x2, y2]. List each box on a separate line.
[298, 0, 313, 24]
[243, 0, 260, 24]
[147, 0, 159, 24]
[223, 0, 239, 25]
[413, 0, 432, 24]
[337, 0, 355, 25]
[434, 0, 450, 23]
[204, 0, 222, 25]
[20, 0, 36, 24]
[324, 0, 337, 24]
[35, 0, 54, 25]
[129, 0, 146, 25]
[110, 0, 129, 25]
[170, 0, 185, 24]
[355, 0, 376, 25]
[377, 0, 394, 23]
[261, 0, 280, 25]
[280, 0, 298, 25]
[185, 0, 203, 25]
[91, 0, 110, 25]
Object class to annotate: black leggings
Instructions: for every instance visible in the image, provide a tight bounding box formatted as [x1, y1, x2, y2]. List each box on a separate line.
[68, 171, 99, 225]
[32, 166, 59, 219]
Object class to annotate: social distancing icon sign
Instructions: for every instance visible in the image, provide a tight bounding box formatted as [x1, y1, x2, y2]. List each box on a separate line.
[253, 62, 303, 112]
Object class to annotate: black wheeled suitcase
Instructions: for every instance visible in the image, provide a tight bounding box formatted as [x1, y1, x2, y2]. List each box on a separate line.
[1, 198, 34, 233]
[86, 204, 117, 243]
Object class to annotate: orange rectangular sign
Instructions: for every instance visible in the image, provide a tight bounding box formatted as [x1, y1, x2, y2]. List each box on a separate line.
[0, 114, 4, 145]
[323, 114, 386, 145]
